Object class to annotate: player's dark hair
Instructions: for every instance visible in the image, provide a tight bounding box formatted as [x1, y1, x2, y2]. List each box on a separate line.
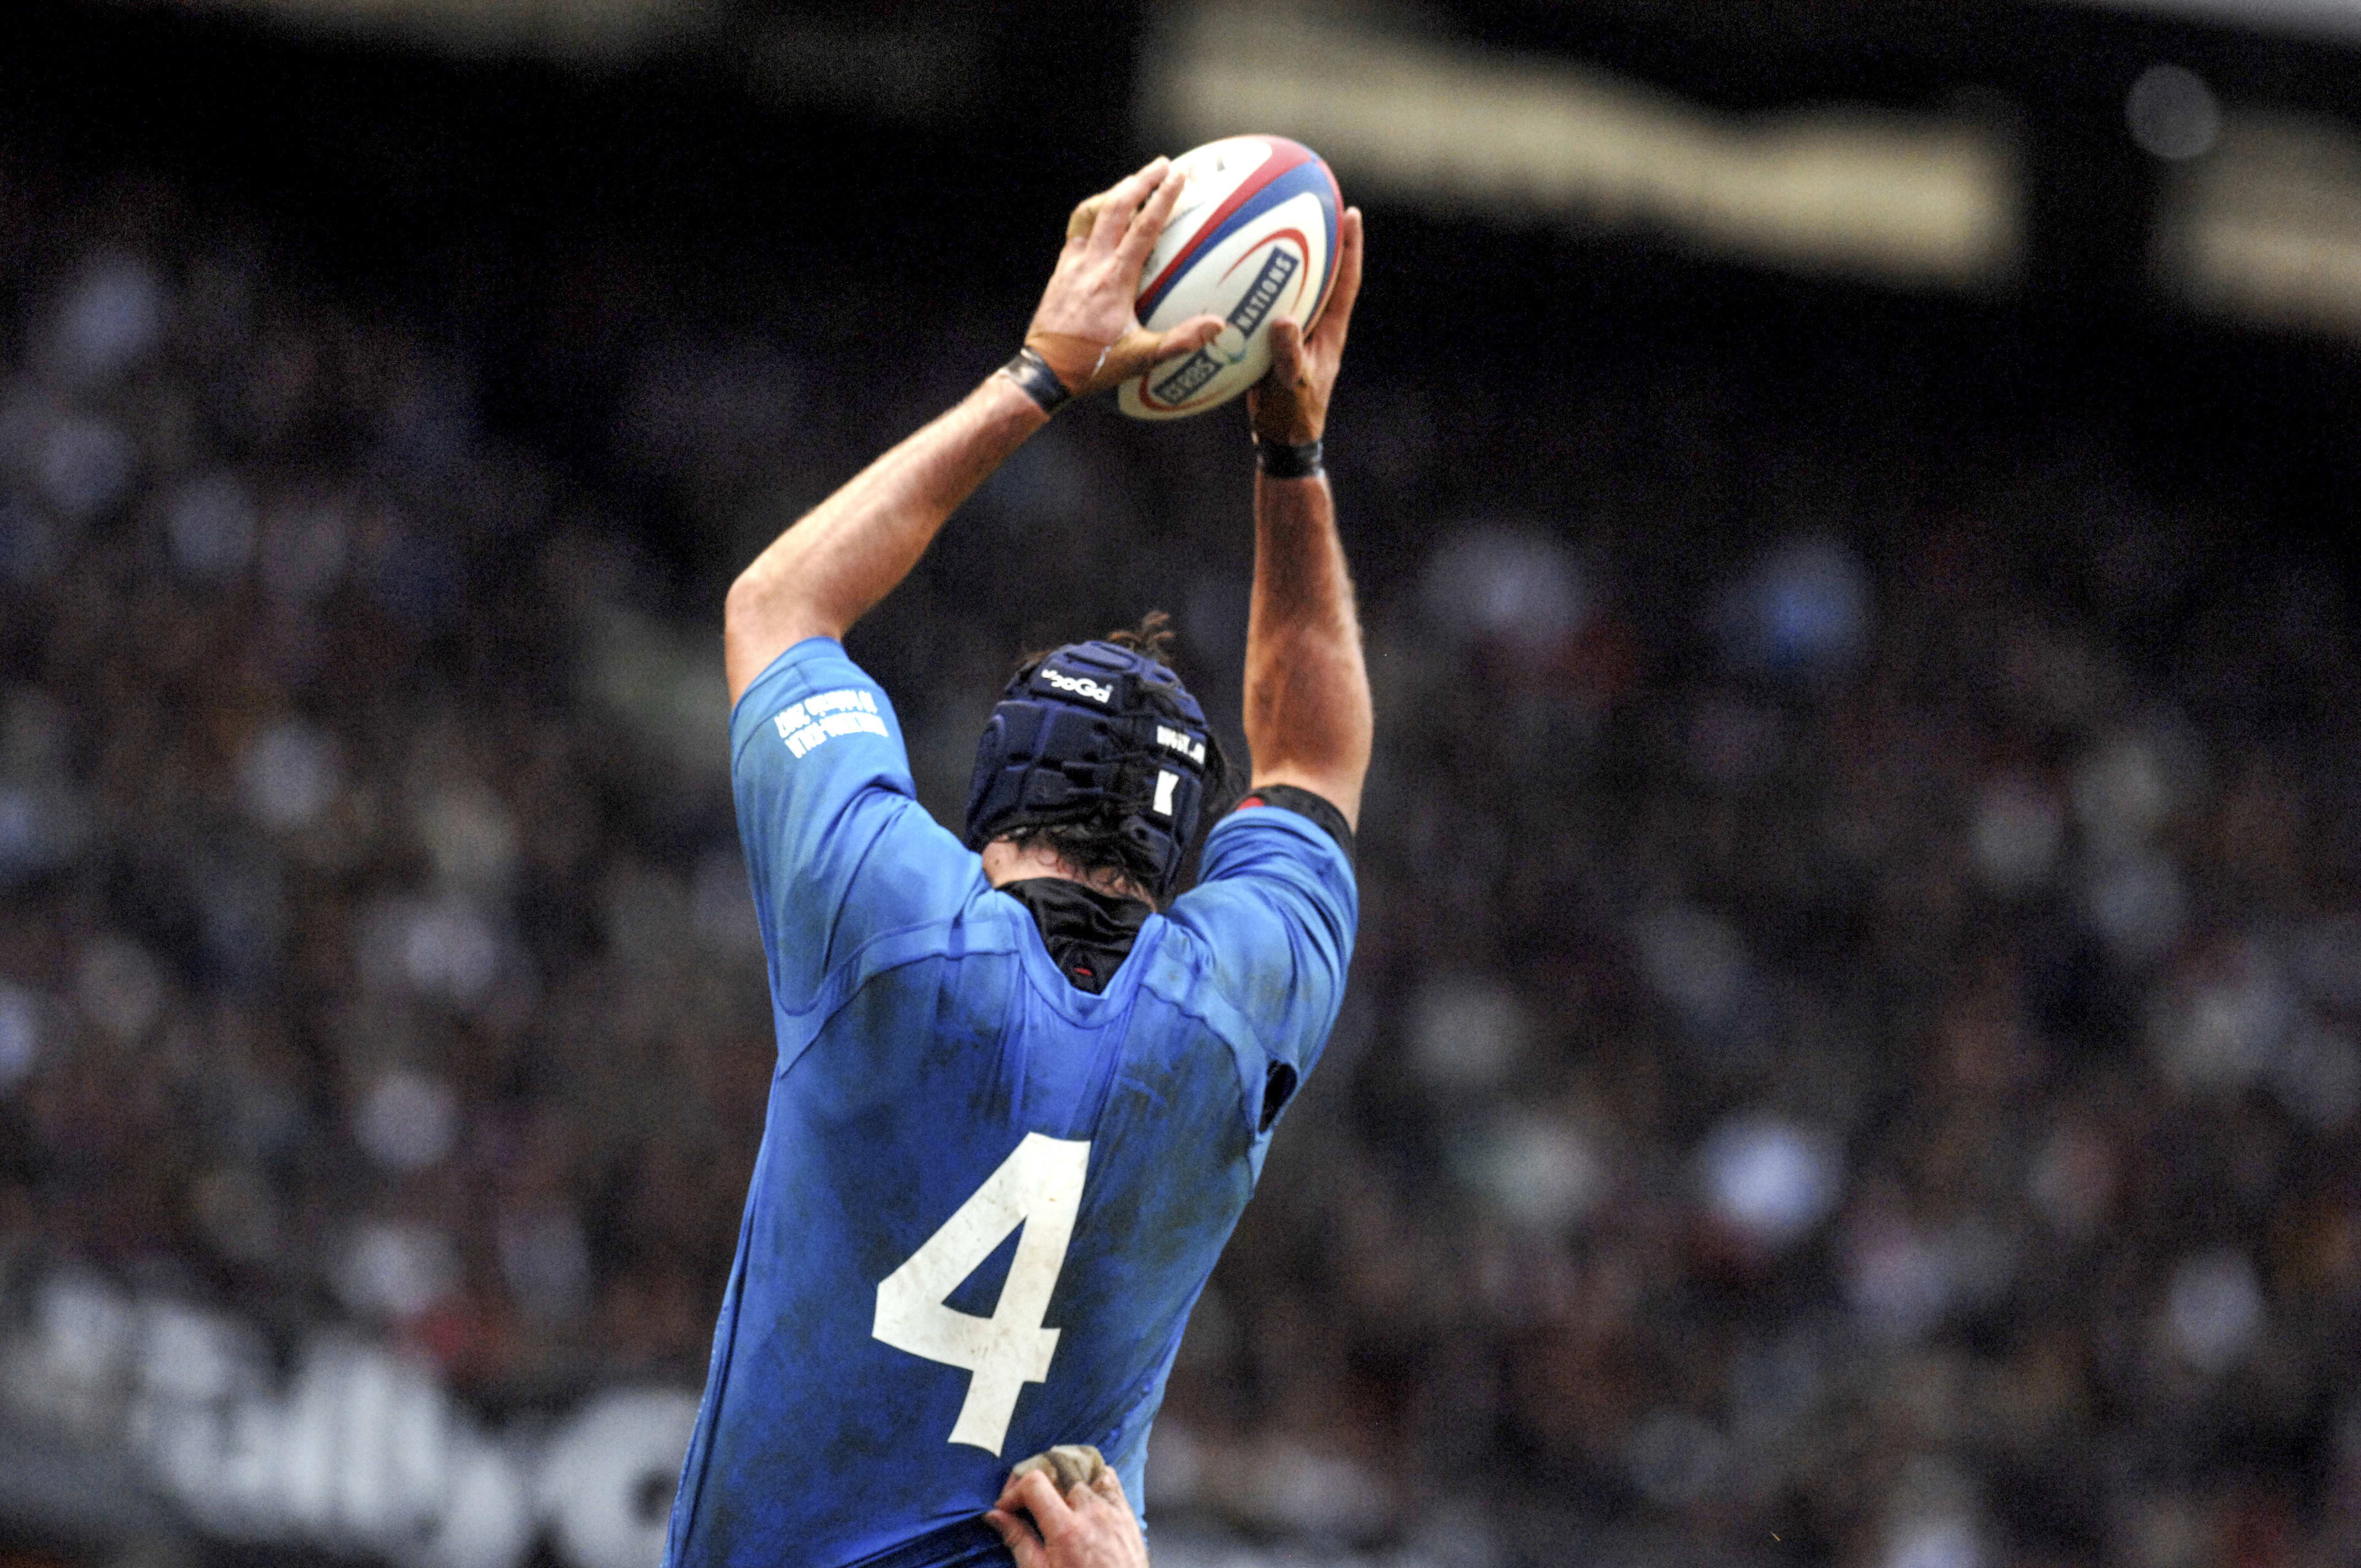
[977, 612, 1230, 906]
[997, 818, 1172, 905]
[1010, 611, 1179, 683]
[1105, 610, 1177, 665]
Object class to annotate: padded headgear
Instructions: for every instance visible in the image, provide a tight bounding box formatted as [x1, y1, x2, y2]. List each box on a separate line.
[964, 639, 1222, 900]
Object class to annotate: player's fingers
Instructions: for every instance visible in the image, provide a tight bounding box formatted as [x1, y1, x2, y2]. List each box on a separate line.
[984, 1510, 1049, 1568]
[1310, 207, 1364, 354]
[1118, 165, 1187, 266]
[1005, 1469, 1079, 1539]
[995, 1467, 1042, 1512]
[1265, 317, 1307, 383]
[1067, 192, 1110, 244]
[1069, 162, 1150, 245]
[1090, 157, 1170, 253]
[1086, 1465, 1131, 1514]
[1150, 314, 1224, 362]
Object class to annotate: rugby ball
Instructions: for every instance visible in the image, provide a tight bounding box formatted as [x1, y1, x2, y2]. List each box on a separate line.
[1118, 135, 1343, 421]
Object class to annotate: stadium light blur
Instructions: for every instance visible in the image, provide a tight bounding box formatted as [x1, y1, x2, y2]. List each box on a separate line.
[1142, 4, 2022, 289]
[2156, 109, 2361, 338]
[2126, 64, 2222, 160]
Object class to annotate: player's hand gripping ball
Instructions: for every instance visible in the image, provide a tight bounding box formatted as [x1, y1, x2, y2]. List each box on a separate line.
[1022, 138, 1343, 418]
[1117, 135, 1344, 420]
[1024, 157, 1227, 401]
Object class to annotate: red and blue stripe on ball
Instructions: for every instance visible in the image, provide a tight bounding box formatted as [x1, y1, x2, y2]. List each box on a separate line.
[1134, 139, 1342, 326]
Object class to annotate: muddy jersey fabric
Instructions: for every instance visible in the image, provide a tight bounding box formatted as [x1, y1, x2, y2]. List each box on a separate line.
[663, 638, 1357, 1568]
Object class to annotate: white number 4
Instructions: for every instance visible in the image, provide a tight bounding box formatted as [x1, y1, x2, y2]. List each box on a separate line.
[872, 1133, 1091, 1455]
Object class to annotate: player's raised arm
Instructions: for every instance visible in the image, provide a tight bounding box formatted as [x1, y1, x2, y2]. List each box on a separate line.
[1239, 207, 1372, 828]
[722, 159, 1225, 703]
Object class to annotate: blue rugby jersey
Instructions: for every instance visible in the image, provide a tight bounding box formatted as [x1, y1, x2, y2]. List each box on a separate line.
[663, 638, 1358, 1568]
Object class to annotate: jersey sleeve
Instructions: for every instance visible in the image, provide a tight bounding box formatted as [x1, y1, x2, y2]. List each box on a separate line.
[729, 638, 976, 1026]
[1163, 802, 1360, 1117]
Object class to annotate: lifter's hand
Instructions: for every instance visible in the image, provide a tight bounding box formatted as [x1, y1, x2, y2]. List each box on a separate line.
[1026, 157, 1224, 399]
[1248, 206, 1364, 446]
[984, 1461, 1149, 1568]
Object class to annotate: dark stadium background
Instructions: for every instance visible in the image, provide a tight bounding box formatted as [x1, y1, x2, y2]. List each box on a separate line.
[1, 2, 2359, 1566]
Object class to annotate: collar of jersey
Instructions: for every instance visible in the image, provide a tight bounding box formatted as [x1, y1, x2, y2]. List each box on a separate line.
[994, 877, 1152, 996]
[986, 877, 1165, 1020]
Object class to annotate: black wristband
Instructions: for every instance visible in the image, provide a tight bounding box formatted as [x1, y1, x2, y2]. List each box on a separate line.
[1002, 347, 1072, 414]
[1254, 435, 1324, 479]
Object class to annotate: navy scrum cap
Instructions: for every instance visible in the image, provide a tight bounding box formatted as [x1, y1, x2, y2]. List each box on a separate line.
[964, 639, 1222, 899]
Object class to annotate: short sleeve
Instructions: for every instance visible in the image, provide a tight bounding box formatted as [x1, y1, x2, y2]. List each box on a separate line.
[1163, 804, 1359, 1089]
[729, 638, 976, 1016]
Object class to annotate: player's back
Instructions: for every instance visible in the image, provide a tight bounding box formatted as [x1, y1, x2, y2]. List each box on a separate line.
[665, 639, 1355, 1568]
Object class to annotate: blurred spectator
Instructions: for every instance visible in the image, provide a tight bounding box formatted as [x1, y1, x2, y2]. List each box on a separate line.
[0, 152, 2355, 1568]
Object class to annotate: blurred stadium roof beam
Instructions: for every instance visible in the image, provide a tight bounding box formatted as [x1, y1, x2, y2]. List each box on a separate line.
[2058, 0, 2361, 38]
[2157, 109, 2361, 337]
[1142, 3, 2021, 290]
[151, 0, 699, 57]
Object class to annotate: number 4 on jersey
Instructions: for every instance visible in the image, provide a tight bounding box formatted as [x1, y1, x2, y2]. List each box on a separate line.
[871, 1133, 1091, 1455]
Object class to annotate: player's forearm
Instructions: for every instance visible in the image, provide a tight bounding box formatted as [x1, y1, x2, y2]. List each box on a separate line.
[724, 374, 1048, 702]
[1242, 472, 1372, 828]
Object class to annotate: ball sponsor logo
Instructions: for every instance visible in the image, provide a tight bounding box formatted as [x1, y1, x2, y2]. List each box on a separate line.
[1149, 247, 1300, 406]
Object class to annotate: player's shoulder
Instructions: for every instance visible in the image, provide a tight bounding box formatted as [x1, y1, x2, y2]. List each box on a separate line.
[1184, 796, 1359, 927]
[728, 636, 891, 761]
[1146, 814, 1352, 981]
[1142, 799, 1359, 1029]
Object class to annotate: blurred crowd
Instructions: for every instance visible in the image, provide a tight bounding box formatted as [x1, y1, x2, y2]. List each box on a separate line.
[2, 159, 2359, 1568]
[0, 174, 785, 1409]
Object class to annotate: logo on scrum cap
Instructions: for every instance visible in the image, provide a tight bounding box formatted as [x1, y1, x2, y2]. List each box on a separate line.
[1040, 668, 1113, 704]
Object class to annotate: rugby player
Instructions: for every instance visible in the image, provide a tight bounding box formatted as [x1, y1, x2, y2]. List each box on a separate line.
[664, 156, 1370, 1568]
